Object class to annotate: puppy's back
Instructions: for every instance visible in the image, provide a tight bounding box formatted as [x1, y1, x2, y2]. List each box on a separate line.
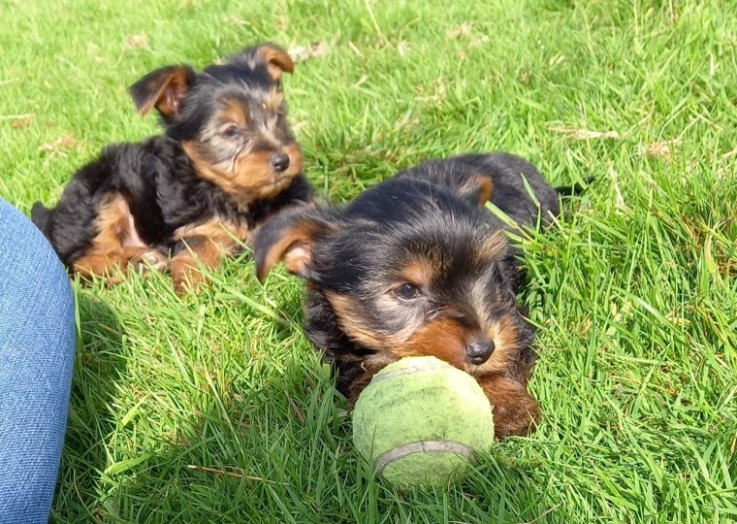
[397, 153, 559, 231]
[457, 153, 559, 227]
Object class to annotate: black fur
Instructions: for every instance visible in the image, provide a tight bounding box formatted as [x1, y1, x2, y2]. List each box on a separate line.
[33, 43, 311, 287]
[253, 152, 561, 437]
[311, 153, 556, 392]
[34, 137, 311, 265]
[397, 152, 559, 232]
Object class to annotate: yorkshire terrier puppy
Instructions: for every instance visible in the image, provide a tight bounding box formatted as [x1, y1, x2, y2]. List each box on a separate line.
[252, 153, 560, 439]
[32, 43, 310, 292]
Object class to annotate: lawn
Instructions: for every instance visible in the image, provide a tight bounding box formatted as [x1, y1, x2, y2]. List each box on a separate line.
[1, 0, 736, 522]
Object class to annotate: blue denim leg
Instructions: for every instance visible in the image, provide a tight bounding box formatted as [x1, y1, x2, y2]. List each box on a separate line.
[0, 200, 76, 524]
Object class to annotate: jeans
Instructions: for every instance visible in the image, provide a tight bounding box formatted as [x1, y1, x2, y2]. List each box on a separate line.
[0, 199, 76, 524]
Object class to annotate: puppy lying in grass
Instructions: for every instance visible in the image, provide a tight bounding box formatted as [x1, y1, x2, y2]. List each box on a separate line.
[32, 43, 311, 292]
[253, 153, 561, 439]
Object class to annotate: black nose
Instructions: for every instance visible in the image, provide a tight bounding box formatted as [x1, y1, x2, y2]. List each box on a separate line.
[466, 338, 494, 365]
[270, 153, 290, 172]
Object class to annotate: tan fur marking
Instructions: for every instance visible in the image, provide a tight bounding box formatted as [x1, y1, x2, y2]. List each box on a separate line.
[477, 231, 508, 264]
[171, 218, 249, 293]
[399, 317, 468, 366]
[283, 142, 304, 173]
[257, 45, 294, 81]
[183, 141, 304, 205]
[72, 194, 164, 280]
[475, 174, 493, 206]
[182, 142, 236, 186]
[172, 218, 249, 243]
[336, 306, 521, 377]
[236, 150, 292, 196]
[326, 292, 428, 355]
[221, 100, 249, 127]
[136, 68, 193, 118]
[326, 293, 394, 351]
[451, 172, 493, 207]
[478, 374, 540, 439]
[398, 258, 435, 289]
[256, 219, 320, 281]
[264, 90, 285, 112]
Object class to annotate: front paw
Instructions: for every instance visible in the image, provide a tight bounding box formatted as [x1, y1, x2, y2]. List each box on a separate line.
[130, 249, 169, 274]
[479, 375, 541, 440]
[171, 261, 208, 294]
[492, 398, 540, 439]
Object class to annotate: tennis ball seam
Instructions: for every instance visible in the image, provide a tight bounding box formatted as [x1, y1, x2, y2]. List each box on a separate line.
[374, 440, 474, 474]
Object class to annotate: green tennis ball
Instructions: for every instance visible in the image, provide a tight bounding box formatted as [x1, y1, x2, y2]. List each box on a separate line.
[352, 356, 494, 489]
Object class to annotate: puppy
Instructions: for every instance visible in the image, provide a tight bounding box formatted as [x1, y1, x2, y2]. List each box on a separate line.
[252, 153, 560, 439]
[32, 43, 311, 292]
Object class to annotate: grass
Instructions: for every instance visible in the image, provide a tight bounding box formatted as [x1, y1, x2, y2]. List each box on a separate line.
[1, 0, 736, 522]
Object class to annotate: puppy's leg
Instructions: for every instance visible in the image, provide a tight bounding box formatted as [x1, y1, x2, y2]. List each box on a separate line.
[347, 371, 375, 408]
[125, 247, 168, 274]
[344, 355, 400, 407]
[170, 219, 249, 293]
[478, 373, 540, 439]
[73, 194, 165, 283]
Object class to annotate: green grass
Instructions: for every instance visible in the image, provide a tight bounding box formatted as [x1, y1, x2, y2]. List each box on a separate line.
[2, 0, 736, 522]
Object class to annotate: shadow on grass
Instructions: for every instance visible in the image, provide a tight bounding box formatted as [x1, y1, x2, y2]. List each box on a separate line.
[51, 335, 571, 524]
[52, 291, 127, 523]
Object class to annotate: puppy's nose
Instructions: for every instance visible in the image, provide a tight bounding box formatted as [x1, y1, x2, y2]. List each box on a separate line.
[270, 153, 290, 172]
[466, 338, 494, 365]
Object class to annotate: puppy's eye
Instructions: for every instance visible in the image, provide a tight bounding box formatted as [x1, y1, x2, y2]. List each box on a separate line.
[221, 124, 240, 138]
[394, 283, 422, 301]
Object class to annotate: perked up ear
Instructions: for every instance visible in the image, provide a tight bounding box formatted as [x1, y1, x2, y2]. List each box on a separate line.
[456, 172, 493, 207]
[231, 43, 295, 82]
[251, 206, 337, 283]
[129, 65, 197, 119]
[256, 44, 294, 82]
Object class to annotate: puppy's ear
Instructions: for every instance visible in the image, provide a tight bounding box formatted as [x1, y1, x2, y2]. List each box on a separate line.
[257, 44, 294, 82]
[252, 206, 337, 283]
[231, 43, 294, 82]
[129, 65, 197, 119]
[456, 172, 493, 207]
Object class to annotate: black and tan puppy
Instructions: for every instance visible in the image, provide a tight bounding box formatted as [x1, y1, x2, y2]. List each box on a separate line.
[252, 153, 559, 439]
[32, 43, 310, 292]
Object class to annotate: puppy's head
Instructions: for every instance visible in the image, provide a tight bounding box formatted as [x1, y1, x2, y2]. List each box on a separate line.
[129, 43, 303, 204]
[253, 174, 535, 378]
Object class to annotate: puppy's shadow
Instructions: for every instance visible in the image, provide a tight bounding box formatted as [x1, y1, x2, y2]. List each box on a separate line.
[214, 258, 308, 343]
[52, 290, 570, 522]
[53, 291, 127, 520]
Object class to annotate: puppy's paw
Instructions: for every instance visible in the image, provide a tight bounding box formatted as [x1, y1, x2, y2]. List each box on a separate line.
[130, 249, 169, 274]
[491, 395, 541, 439]
[479, 374, 541, 440]
[171, 262, 208, 294]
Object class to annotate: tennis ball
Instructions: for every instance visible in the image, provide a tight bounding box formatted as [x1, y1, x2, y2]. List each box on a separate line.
[352, 356, 494, 489]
